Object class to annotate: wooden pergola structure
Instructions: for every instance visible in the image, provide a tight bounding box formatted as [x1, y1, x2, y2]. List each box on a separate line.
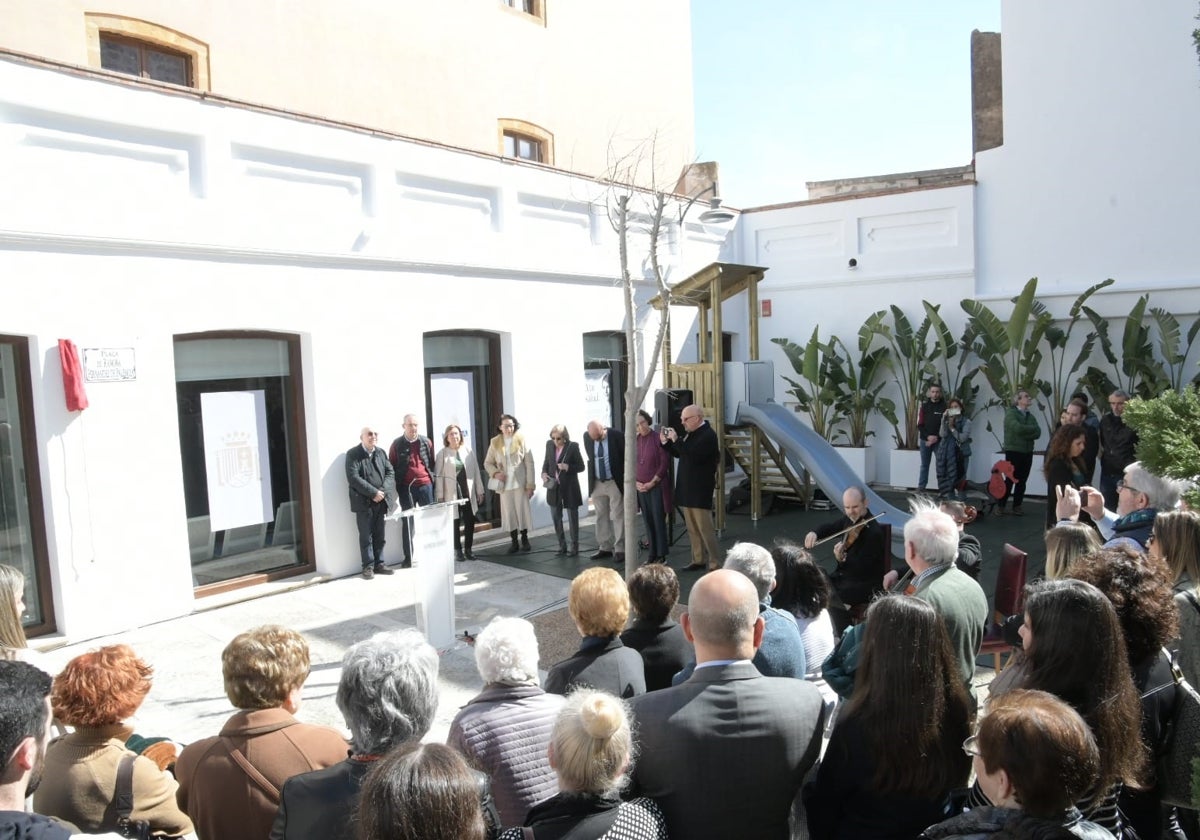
[651, 261, 768, 530]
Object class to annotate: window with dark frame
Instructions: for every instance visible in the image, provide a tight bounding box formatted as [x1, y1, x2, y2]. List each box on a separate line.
[99, 33, 193, 87]
[503, 0, 538, 15]
[503, 131, 544, 163]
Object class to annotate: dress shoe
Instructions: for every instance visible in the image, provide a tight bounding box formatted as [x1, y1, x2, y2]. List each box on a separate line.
[614, 552, 625, 565]
[399, 560, 412, 569]
[567, 546, 579, 557]
[555, 545, 568, 557]
[590, 550, 613, 560]
[361, 567, 375, 580]
[463, 551, 477, 561]
[455, 551, 465, 562]
[680, 563, 706, 572]
[1012, 507, 1025, 517]
[373, 564, 394, 575]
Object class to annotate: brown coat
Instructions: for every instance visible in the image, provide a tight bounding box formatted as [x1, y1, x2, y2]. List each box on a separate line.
[175, 708, 349, 840]
[34, 724, 194, 836]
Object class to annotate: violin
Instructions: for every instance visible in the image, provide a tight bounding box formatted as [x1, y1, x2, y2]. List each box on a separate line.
[889, 504, 978, 596]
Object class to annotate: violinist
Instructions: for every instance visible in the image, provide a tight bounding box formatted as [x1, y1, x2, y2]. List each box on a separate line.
[804, 486, 885, 632]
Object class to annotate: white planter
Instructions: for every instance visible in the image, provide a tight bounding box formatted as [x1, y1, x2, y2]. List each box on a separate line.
[889, 448, 924, 490]
[836, 445, 875, 484]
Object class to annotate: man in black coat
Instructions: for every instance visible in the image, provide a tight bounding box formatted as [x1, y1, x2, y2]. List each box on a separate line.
[584, 421, 624, 563]
[661, 404, 721, 571]
[804, 486, 885, 631]
[1098, 389, 1138, 510]
[345, 426, 396, 579]
[917, 383, 946, 491]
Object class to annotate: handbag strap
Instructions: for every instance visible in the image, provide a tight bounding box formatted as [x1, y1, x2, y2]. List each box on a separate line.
[1184, 588, 1200, 616]
[115, 754, 137, 822]
[222, 738, 281, 802]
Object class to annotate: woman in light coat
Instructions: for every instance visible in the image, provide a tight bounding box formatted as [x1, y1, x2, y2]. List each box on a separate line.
[434, 424, 484, 561]
[483, 413, 536, 554]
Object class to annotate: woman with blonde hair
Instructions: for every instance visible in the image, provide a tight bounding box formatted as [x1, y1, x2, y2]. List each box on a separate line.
[0, 564, 30, 660]
[541, 424, 585, 557]
[1149, 509, 1200, 688]
[484, 414, 537, 555]
[434, 423, 485, 561]
[1043, 521, 1102, 580]
[498, 689, 666, 840]
[545, 568, 645, 699]
[35, 644, 194, 837]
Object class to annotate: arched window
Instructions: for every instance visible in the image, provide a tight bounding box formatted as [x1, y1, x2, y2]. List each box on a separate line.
[85, 14, 211, 90]
[498, 119, 554, 166]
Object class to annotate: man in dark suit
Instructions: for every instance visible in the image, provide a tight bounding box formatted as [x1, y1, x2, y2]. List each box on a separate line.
[629, 569, 825, 840]
[345, 426, 396, 579]
[584, 420, 625, 563]
[661, 404, 721, 571]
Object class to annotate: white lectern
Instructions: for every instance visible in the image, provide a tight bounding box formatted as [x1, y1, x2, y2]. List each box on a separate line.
[388, 499, 466, 649]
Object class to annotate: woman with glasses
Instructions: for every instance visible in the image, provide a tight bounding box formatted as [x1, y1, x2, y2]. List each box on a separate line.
[541, 424, 585, 557]
[921, 690, 1113, 839]
[805, 595, 972, 839]
[969, 579, 1144, 835]
[633, 410, 671, 564]
[434, 424, 485, 561]
[484, 414, 537, 554]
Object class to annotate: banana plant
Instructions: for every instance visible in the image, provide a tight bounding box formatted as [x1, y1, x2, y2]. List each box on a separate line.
[872, 306, 938, 449]
[1080, 294, 1171, 399]
[825, 317, 892, 447]
[772, 328, 843, 442]
[923, 301, 981, 412]
[960, 276, 1053, 427]
[1037, 278, 1114, 418]
[1149, 307, 1200, 390]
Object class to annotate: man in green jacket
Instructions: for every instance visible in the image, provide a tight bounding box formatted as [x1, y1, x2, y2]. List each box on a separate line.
[999, 390, 1040, 516]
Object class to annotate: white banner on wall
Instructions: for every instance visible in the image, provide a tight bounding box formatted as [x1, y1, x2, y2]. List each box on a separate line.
[201, 390, 273, 531]
[583, 369, 612, 427]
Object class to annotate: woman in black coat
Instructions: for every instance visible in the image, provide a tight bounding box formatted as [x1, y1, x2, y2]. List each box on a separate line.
[1043, 425, 1089, 529]
[542, 424, 585, 556]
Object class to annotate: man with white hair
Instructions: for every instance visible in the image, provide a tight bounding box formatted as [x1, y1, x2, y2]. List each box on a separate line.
[271, 629, 438, 840]
[447, 617, 564, 826]
[1060, 461, 1182, 551]
[901, 502, 988, 697]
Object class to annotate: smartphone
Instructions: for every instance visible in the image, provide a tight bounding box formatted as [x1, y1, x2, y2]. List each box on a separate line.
[1079, 489, 1089, 507]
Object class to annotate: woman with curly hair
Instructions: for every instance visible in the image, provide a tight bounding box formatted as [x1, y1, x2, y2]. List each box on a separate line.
[769, 541, 835, 676]
[34, 644, 193, 837]
[805, 595, 973, 839]
[1043, 424, 1090, 529]
[1066, 547, 1184, 839]
[971, 579, 1145, 835]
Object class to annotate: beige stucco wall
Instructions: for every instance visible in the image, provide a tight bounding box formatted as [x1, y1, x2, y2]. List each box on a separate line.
[0, 0, 695, 183]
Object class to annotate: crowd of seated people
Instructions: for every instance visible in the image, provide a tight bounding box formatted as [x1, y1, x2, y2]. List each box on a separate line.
[3, 474, 1199, 840]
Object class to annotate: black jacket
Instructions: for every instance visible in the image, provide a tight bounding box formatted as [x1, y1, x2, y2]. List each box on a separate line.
[1099, 414, 1138, 476]
[345, 444, 396, 512]
[584, 428, 624, 495]
[0, 813, 73, 840]
[544, 636, 645, 699]
[270, 758, 370, 840]
[663, 421, 719, 509]
[542, 439, 585, 509]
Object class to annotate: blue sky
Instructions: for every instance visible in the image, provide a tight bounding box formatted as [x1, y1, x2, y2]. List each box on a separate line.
[691, 1, 1002, 208]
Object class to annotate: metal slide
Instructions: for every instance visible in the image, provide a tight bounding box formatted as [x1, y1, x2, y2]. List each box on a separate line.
[734, 401, 912, 539]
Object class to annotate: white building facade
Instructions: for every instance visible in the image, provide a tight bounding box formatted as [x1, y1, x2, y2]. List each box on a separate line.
[0, 55, 724, 641]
